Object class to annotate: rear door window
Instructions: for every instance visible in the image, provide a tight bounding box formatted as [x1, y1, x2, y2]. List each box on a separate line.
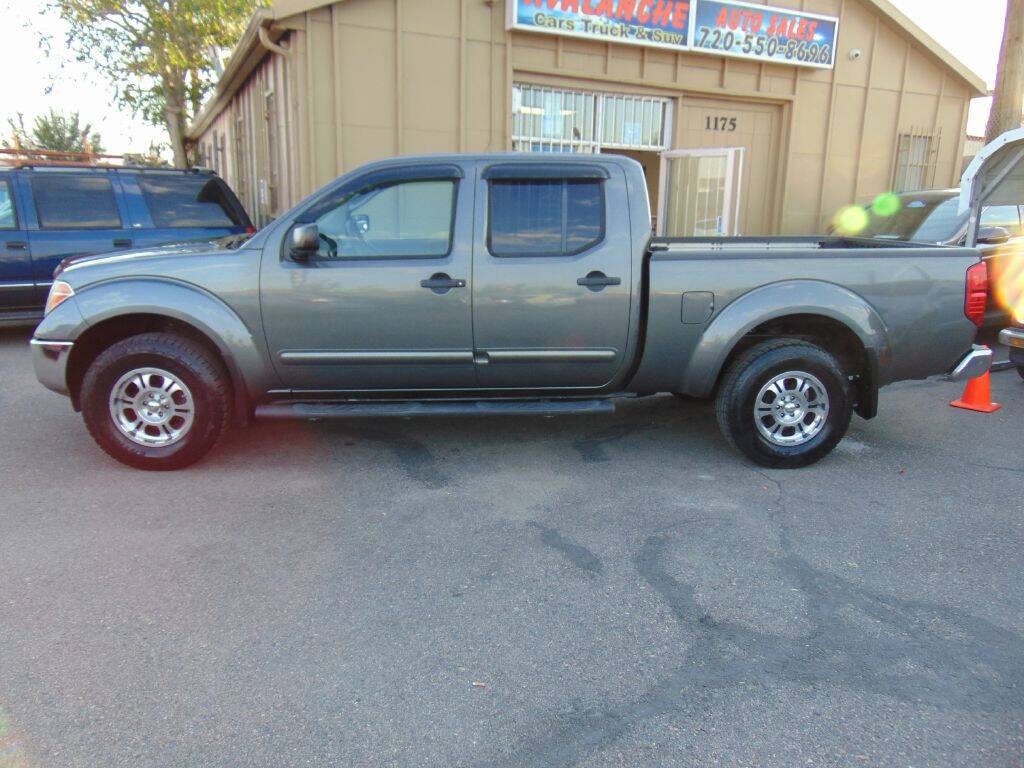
[489, 179, 604, 257]
[31, 175, 121, 229]
[138, 175, 241, 228]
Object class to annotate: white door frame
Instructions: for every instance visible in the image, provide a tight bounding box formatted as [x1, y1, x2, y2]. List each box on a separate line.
[657, 147, 746, 237]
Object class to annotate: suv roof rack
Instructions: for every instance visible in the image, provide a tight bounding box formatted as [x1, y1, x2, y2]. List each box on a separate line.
[0, 147, 209, 173]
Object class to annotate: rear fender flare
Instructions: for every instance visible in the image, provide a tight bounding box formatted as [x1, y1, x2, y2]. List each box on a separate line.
[679, 280, 891, 399]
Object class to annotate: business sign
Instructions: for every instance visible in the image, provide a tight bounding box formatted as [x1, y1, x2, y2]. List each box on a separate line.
[507, 0, 840, 70]
[689, 0, 839, 69]
[508, 0, 692, 53]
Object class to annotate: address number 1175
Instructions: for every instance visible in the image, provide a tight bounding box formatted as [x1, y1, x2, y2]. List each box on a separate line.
[706, 116, 737, 132]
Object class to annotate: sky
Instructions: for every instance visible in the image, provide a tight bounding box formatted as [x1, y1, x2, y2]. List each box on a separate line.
[0, 0, 1006, 155]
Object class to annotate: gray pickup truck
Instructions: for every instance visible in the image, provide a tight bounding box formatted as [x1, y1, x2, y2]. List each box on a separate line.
[31, 153, 990, 470]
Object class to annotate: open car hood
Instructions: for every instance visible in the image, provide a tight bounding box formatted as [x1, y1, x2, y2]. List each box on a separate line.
[959, 128, 1024, 242]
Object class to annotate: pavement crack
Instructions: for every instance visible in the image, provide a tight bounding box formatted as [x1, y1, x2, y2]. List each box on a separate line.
[483, 522, 1024, 767]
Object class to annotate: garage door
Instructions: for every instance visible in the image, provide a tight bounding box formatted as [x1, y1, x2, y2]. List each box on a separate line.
[662, 97, 782, 236]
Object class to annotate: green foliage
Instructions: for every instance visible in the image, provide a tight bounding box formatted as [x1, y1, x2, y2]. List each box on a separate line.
[3, 110, 104, 154]
[53, 0, 265, 165]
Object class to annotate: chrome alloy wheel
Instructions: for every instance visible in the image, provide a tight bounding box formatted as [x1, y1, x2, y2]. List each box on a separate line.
[108, 367, 195, 447]
[753, 371, 830, 447]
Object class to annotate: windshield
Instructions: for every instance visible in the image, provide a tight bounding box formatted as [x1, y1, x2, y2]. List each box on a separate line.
[859, 196, 967, 243]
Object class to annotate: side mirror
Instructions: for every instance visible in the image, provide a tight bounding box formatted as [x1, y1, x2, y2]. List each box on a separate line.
[977, 226, 1011, 246]
[289, 223, 320, 260]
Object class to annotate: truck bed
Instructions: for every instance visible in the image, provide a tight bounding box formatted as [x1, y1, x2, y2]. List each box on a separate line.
[631, 238, 981, 398]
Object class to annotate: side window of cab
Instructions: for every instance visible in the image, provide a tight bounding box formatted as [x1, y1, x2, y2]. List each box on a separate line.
[313, 179, 457, 260]
[488, 178, 605, 257]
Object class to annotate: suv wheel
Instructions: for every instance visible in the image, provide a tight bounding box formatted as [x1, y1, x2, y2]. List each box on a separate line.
[80, 333, 231, 470]
[715, 339, 853, 469]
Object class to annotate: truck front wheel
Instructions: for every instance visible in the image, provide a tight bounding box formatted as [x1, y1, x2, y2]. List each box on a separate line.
[715, 339, 852, 469]
[80, 333, 232, 470]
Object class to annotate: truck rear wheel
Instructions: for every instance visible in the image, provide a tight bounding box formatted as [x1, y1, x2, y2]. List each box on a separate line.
[80, 333, 232, 470]
[715, 339, 852, 469]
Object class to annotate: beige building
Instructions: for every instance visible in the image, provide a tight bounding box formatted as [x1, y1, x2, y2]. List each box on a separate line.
[188, 0, 986, 233]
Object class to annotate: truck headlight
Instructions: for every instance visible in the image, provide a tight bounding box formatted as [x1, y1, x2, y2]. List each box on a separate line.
[44, 280, 75, 315]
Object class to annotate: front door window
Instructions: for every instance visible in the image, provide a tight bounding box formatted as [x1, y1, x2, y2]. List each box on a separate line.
[314, 180, 456, 260]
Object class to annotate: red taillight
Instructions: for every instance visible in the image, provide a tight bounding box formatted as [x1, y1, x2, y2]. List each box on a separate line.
[246, 226, 256, 235]
[965, 261, 988, 327]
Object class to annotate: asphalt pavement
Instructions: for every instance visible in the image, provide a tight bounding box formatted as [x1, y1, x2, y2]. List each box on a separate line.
[0, 326, 1022, 768]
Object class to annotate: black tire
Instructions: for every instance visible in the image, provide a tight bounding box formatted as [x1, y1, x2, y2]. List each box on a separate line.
[80, 333, 232, 470]
[1017, 365, 1024, 381]
[715, 339, 852, 469]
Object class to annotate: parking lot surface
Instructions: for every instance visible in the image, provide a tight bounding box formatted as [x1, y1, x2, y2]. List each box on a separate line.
[1, 326, 1022, 768]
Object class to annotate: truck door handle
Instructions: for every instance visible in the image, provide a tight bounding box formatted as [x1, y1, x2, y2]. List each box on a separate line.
[112, 238, 132, 248]
[5, 241, 27, 250]
[420, 273, 466, 294]
[577, 271, 621, 291]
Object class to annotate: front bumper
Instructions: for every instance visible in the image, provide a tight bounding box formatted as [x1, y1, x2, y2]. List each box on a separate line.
[30, 339, 74, 395]
[1000, 327, 1024, 366]
[946, 345, 993, 382]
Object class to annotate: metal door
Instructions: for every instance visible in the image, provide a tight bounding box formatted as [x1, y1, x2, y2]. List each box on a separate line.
[0, 172, 35, 312]
[470, 162, 633, 389]
[260, 167, 476, 392]
[658, 148, 745, 237]
[24, 172, 135, 298]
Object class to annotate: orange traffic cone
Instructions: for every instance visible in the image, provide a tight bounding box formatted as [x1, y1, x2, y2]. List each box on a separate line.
[951, 369, 1001, 413]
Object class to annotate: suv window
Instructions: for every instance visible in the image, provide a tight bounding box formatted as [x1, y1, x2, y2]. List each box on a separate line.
[139, 175, 240, 228]
[0, 180, 15, 229]
[489, 179, 604, 256]
[980, 205, 1022, 237]
[314, 180, 456, 259]
[32, 175, 121, 229]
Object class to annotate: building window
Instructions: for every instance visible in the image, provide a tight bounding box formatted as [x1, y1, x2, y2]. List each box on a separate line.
[893, 129, 941, 193]
[233, 107, 249, 207]
[512, 84, 671, 154]
[264, 88, 279, 215]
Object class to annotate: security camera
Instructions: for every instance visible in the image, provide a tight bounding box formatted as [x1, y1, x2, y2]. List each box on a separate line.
[849, 49, 863, 61]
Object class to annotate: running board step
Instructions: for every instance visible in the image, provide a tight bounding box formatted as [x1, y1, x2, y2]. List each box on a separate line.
[254, 399, 616, 420]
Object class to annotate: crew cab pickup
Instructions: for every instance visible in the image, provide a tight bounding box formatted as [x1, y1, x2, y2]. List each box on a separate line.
[30, 153, 990, 470]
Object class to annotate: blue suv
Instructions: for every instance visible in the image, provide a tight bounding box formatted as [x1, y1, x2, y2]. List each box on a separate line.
[0, 164, 252, 322]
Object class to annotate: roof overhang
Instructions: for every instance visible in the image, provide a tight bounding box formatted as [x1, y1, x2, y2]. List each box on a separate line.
[186, 8, 295, 140]
[958, 129, 1024, 244]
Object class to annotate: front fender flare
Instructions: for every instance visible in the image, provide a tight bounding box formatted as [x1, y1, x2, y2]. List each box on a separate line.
[679, 280, 892, 399]
[69, 277, 276, 412]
